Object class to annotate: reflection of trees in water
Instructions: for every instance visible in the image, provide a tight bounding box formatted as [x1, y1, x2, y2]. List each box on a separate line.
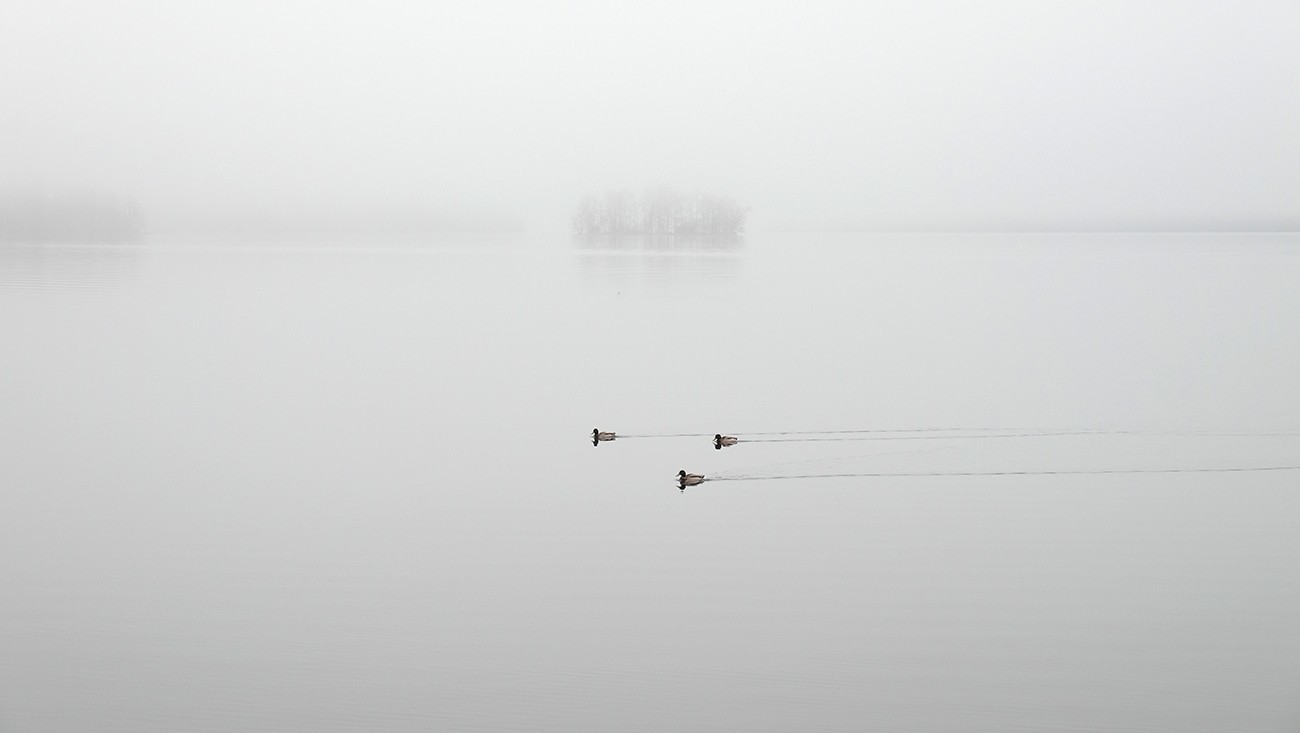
[575, 234, 743, 284]
[574, 233, 743, 253]
[0, 244, 141, 293]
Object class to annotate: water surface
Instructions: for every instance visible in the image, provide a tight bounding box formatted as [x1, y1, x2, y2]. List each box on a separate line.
[2, 233, 1299, 731]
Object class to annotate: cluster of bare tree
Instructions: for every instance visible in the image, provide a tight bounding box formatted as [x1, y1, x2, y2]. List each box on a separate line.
[0, 188, 145, 241]
[572, 188, 748, 235]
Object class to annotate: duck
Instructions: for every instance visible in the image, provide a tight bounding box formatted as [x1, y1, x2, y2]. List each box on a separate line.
[714, 434, 738, 449]
[592, 428, 616, 445]
[677, 469, 705, 487]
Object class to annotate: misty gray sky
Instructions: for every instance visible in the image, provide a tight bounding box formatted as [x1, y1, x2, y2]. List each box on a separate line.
[2, 1, 1297, 232]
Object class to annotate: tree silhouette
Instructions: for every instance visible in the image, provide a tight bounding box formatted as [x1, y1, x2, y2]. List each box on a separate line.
[0, 187, 145, 241]
[572, 188, 748, 235]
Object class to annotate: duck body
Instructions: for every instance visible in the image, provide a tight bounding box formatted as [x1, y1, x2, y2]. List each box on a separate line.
[714, 434, 738, 449]
[677, 469, 705, 487]
[592, 428, 616, 445]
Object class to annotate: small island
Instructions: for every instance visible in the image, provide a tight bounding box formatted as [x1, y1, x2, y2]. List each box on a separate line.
[572, 188, 748, 236]
[0, 188, 145, 242]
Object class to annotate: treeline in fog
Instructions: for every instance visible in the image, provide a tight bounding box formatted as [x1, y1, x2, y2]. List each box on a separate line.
[572, 188, 749, 235]
[0, 188, 145, 242]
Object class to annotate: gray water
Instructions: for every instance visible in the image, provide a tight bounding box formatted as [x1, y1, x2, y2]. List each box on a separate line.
[2, 233, 1299, 731]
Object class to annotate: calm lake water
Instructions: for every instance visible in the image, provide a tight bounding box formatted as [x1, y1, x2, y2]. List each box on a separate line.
[2, 233, 1299, 731]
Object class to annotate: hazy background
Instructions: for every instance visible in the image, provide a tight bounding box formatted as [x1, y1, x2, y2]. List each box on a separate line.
[5, 3, 1300, 728]
[3, 0, 1298, 234]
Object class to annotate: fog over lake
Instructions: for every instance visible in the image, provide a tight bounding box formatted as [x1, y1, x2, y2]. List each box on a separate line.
[4, 2, 1300, 731]
[2, 2, 1297, 233]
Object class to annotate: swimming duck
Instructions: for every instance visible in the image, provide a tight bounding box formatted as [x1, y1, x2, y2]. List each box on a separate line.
[714, 434, 738, 449]
[592, 428, 616, 445]
[677, 469, 705, 487]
